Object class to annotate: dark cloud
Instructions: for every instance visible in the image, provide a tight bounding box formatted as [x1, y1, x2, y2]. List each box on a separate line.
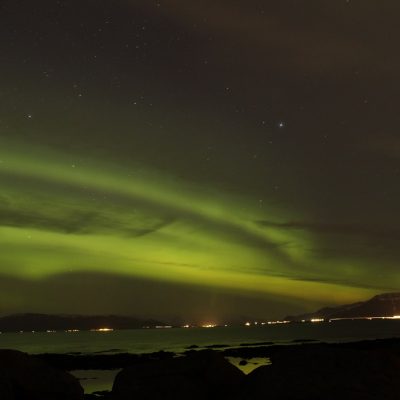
[256, 219, 400, 241]
[0, 204, 175, 237]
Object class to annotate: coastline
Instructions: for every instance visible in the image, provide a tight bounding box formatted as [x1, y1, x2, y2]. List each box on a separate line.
[21, 336, 400, 399]
[3, 319, 400, 355]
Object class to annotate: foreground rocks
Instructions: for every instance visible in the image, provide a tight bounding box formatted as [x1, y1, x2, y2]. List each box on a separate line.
[112, 350, 244, 400]
[36, 350, 174, 371]
[112, 341, 400, 400]
[245, 344, 400, 400]
[3, 339, 400, 399]
[0, 349, 84, 400]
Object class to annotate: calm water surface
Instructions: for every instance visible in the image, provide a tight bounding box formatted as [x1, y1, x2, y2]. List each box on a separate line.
[1, 320, 400, 354]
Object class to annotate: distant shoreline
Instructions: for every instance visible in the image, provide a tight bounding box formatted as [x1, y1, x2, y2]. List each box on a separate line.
[32, 336, 400, 371]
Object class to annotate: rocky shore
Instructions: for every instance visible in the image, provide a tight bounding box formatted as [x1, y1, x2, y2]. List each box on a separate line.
[1, 338, 400, 399]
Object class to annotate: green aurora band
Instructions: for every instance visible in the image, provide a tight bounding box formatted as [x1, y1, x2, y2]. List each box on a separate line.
[0, 139, 391, 308]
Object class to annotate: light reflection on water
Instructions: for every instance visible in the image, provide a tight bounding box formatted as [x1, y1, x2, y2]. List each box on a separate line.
[0, 320, 400, 355]
[72, 357, 272, 394]
[71, 369, 121, 394]
[226, 357, 271, 374]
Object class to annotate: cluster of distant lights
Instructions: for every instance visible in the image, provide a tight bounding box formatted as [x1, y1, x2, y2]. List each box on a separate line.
[181, 324, 225, 328]
[244, 315, 400, 326]
[1, 328, 116, 334]
[2, 316, 400, 334]
[6, 325, 222, 333]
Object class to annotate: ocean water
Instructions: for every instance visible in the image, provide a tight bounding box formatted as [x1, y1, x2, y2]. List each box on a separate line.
[2, 320, 400, 394]
[1, 319, 400, 355]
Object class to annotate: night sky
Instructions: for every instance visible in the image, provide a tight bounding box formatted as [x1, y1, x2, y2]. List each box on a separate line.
[1, 0, 400, 323]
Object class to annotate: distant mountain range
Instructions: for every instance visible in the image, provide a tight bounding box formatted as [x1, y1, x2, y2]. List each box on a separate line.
[0, 313, 166, 332]
[285, 292, 400, 322]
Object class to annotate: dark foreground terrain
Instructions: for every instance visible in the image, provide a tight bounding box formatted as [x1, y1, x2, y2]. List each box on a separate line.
[2, 338, 400, 399]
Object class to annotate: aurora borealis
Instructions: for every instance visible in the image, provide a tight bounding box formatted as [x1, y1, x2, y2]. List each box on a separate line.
[1, 1, 400, 322]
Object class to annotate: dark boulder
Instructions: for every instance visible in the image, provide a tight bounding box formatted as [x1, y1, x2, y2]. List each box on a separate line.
[112, 350, 244, 399]
[245, 344, 400, 400]
[0, 349, 84, 400]
[0, 375, 13, 400]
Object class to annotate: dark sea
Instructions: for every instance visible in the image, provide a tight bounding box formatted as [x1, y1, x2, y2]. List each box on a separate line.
[3, 320, 400, 394]
[1, 319, 400, 355]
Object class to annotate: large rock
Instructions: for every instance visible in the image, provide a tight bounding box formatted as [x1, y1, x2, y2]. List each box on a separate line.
[245, 344, 400, 400]
[112, 350, 244, 399]
[0, 349, 84, 400]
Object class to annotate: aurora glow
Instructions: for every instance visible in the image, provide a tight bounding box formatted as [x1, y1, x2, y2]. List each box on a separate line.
[1, 0, 399, 321]
[0, 139, 391, 309]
